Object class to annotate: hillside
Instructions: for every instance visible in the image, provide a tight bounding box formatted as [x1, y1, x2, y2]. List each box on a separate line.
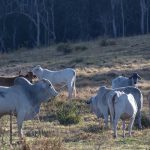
[0, 35, 150, 149]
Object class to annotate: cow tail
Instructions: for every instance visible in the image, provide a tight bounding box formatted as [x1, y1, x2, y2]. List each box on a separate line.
[112, 94, 117, 120]
[109, 93, 117, 123]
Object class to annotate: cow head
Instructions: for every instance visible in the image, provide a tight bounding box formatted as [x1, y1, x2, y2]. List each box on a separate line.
[86, 96, 102, 118]
[26, 72, 37, 79]
[129, 72, 141, 85]
[32, 65, 43, 78]
[37, 79, 58, 102]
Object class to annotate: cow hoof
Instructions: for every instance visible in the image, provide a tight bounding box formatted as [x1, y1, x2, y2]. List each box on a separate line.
[138, 126, 142, 130]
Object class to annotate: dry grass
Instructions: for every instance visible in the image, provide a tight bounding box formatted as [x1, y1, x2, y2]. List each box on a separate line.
[0, 34, 150, 149]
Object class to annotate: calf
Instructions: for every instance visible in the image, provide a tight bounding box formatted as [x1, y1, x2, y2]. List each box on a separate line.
[32, 65, 76, 99]
[112, 72, 141, 89]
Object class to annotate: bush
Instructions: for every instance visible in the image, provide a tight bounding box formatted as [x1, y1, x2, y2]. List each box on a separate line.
[74, 45, 88, 51]
[134, 112, 150, 128]
[71, 58, 84, 63]
[100, 39, 116, 47]
[141, 112, 150, 128]
[56, 102, 81, 125]
[100, 39, 108, 47]
[56, 43, 73, 54]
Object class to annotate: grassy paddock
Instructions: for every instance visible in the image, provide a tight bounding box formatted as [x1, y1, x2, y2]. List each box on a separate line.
[0, 35, 150, 149]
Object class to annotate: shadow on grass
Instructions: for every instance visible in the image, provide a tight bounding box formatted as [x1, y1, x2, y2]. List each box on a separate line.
[38, 114, 57, 122]
[81, 124, 105, 134]
[25, 129, 56, 137]
[31, 114, 57, 123]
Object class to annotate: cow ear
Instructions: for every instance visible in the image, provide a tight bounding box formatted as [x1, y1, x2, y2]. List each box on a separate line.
[18, 70, 21, 76]
[121, 74, 125, 77]
[137, 74, 142, 80]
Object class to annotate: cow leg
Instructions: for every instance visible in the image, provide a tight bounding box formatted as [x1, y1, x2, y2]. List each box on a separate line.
[103, 111, 109, 128]
[113, 113, 120, 138]
[17, 113, 25, 139]
[136, 110, 142, 129]
[128, 117, 135, 137]
[138, 111, 142, 129]
[67, 82, 73, 99]
[73, 81, 76, 98]
[113, 119, 118, 138]
[17, 123, 23, 139]
[122, 120, 126, 138]
[110, 114, 113, 128]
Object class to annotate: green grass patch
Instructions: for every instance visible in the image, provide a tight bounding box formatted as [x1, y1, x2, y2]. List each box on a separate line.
[116, 137, 139, 145]
[56, 101, 81, 125]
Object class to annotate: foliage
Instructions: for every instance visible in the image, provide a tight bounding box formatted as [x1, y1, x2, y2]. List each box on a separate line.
[141, 112, 150, 128]
[71, 58, 84, 64]
[134, 112, 150, 128]
[100, 39, 116, 47]
[0, 0, 147, 51]
[74, 45, 88, 51]
[56, 43, 73, 54]
[56, 101, 81, 125]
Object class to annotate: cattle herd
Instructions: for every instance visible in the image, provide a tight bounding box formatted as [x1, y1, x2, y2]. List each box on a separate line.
[0, 65, 149, 142]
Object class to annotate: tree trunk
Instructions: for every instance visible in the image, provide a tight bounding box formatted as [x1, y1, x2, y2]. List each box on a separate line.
[50, 0, 56, 42]
[140, 0, 146, 34]
[111, 0, 117, 38]
[12, 26, 17, 49]
[146, 7, 149, 33]
[36, 11, 40, 47]
[121, 0, 125, 37]
[34, 0, 40, 47]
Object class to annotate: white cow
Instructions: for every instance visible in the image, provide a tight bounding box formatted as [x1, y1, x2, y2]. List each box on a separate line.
[0, 77, 58, 138]
[112, 72, 141, 89]
[32, 65, 76, 99]
[86, 86, 143, 129]
[108, 91, 137, 138]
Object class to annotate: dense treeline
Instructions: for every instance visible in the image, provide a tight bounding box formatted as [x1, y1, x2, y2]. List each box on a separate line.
[0, 0, 150, 52]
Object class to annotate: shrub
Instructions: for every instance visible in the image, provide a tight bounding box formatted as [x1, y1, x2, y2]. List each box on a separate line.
[108, 40, 116, 46]
[100, 39, 108, 47]
[71, 58, 84, 63]
[56, 102, 81, 125]
[74, 45, 88, 51]
[56, 43, 73, 54]
[134, 112, 150, 128]
[100, 39, 116, 47]
[141, 112, 150, 128]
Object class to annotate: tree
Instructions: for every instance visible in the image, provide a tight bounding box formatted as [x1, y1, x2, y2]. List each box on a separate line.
[120, 0, 125, 37]
[111, 0, 118, 38]
[140, 0, 146, 34]
[145, 0, 150, 33]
